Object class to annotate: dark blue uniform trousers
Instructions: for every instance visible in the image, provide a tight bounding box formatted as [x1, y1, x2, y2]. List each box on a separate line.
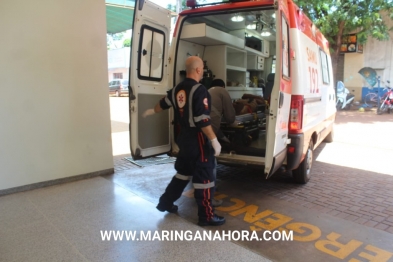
[158, 157, 216, 221]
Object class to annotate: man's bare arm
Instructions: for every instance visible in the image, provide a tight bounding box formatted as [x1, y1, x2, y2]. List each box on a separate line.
[154, 103, 163, 113]
[201, 125, 217, 140]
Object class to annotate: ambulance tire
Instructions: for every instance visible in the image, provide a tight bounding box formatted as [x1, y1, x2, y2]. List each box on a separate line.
[293, 139, 313, 184]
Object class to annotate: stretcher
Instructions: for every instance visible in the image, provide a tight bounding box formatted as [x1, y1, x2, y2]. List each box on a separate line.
[220, 111, 266, 146]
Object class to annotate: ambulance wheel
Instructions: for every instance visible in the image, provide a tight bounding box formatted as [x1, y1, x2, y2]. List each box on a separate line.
[293, 140, 314, 184]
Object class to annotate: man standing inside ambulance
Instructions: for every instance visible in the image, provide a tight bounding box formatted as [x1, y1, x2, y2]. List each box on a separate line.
[142, 56, 225, 226]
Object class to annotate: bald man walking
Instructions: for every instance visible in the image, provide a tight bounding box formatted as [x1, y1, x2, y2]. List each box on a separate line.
[143, 56, 225, 226]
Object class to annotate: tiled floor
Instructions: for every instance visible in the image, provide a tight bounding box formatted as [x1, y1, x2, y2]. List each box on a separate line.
[0, 175, 270, 262]
[3, 106, 393, 261]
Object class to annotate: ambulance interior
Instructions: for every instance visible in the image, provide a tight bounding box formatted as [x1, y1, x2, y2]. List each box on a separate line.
[175, 8, 277, 157]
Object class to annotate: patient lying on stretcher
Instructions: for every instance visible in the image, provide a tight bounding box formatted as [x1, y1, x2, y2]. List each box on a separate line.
[218, 94, 267, 156]
[233, 94, 266, 115]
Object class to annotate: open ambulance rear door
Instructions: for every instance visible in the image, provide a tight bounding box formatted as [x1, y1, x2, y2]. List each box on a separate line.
[265, 0, 291, 178]
[129, 0, 172, 159]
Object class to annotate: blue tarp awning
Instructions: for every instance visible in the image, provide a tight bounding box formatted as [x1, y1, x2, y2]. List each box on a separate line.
[106, 0, 135, 34]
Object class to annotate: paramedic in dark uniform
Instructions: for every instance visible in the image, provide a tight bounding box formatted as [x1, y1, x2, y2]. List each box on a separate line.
[142, 56, 225, 226]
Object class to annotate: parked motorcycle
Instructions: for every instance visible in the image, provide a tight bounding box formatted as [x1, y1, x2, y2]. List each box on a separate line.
[336, 81, 355, 110]
[377, 80, 393, 115]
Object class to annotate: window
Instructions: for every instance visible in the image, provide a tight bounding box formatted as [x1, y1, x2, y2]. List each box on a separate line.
[113, 73, 123, 79]
[319, 50, 330, 84]
[138, 25, 165, 81]
[281, 15, 290, 78]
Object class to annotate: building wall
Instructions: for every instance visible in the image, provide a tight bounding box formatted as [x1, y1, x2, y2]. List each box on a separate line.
[336, 54, 345, 84]
[0, 0, 114, 191]
[343, 11, 393, 102]
[107, 47, 131, 81]
[343, 53, 365, 101]
[108, 68, 129, 81]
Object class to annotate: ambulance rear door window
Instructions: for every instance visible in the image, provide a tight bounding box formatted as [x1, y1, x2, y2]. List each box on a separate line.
[137, 25, 165, 81]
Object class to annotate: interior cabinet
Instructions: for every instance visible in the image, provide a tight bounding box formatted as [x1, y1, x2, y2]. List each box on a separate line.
[203, 45, 246, 88]
[247, 55, 264, 71]
[203, 45, 263, 99]
[180, 23, 245, 49]
[246, 46, 266, 72]
[262, 39, 270, 57]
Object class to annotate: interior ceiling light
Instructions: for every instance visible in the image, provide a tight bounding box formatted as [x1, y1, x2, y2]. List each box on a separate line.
[246, 24, 256, 29]
[261, 30, 271, 37]
[231, 15, 244, 22]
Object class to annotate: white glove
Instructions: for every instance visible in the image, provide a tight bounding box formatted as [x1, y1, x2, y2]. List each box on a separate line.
[142, 108, 155, 118]
[211, 138, 221, 157]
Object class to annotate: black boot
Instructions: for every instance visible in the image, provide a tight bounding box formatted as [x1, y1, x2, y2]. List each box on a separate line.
[194, 187, 225, 226]
[198, 214, 226, 226]
[156, 203, 178, 213]
[156, 175, 189, 213]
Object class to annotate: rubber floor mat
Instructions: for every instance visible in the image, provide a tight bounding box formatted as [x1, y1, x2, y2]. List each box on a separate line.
[124, 155, 176, 167]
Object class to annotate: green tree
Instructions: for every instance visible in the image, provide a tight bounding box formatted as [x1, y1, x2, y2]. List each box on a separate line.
[166, 0, 220, 12]
[107, 34, 112, 50]
[167, 0, 187, 12]
[107, 32, 125, 49]
[111, 32, 125, 41]
[294, 0, 393, 82]
[123, 38, 131, 47]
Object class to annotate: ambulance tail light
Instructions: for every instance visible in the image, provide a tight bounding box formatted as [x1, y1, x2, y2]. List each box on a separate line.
[289, 95, 304, 134]
[288, 146, 295, 153]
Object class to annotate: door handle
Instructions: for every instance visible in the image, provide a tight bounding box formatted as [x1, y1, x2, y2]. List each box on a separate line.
[279, 92, 284, 108]
[129, 86, 136, 100]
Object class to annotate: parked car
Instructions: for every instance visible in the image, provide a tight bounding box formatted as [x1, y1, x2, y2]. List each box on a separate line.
[109, 79, 129, 97]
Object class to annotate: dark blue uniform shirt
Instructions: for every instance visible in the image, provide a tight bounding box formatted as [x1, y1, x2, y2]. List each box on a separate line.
[160, 78, 215, 168]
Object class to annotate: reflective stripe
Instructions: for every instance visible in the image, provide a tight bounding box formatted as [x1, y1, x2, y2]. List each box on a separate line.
[171, 85, 177, 110]
[175, 173, 191, 181]
[188, 84, 201, 127]
[193, 114, 210, 122]
[193, 181, 215, 189]
[165, 96, 172, 107]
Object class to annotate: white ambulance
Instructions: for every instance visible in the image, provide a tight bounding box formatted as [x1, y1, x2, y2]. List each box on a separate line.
[128, 0, 336, 184]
